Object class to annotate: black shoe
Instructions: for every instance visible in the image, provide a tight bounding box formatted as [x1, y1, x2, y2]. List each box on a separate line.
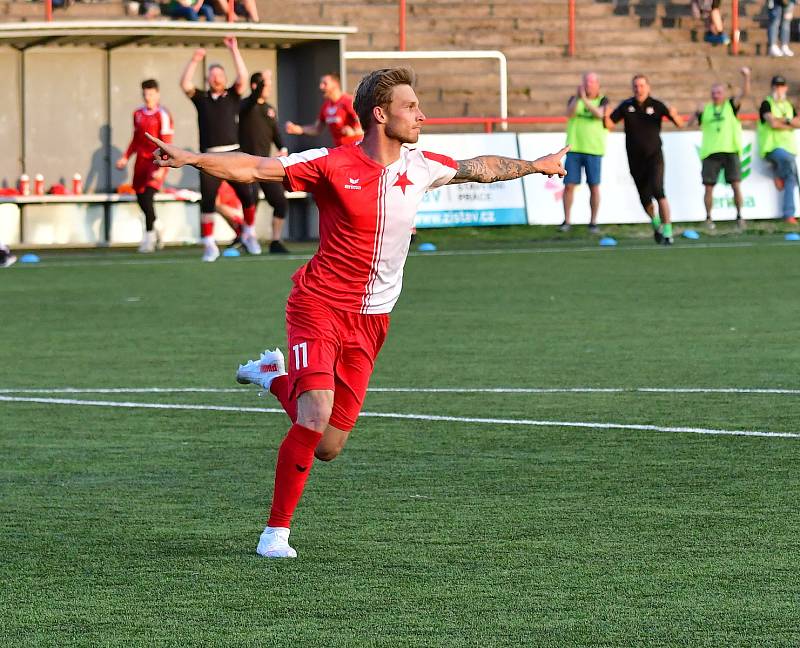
[653, 229, 664, 244]
[662, 236, 674, 246]
[269, 240, 289, 254]
[228, 234, 243, 250]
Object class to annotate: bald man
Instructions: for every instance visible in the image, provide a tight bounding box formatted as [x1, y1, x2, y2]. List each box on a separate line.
[561, 72, 609, 233]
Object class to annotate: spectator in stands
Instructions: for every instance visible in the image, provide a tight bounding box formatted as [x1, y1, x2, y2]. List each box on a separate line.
[125, 0, 161, 18]
[560, 72, 608, 233]
[214, 0, 258, 21]
[767, 0, 795, 57]
[688, 67, 750, 229]
[758, 75, 800, 223]
[167, 0, 214, 21]
[0, 241, 16, 269]
[694, 0, 731, 45]
[605, 75, 684, 245]
[285, 73, 363, 147]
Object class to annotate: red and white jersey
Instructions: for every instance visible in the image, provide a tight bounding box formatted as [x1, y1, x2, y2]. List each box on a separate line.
[125, 105, 174, 160]
[318, 95, 360, 146]
[280, 144, 458, 314]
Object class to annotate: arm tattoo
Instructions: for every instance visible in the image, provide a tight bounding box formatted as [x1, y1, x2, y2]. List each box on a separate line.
[452, 156, 536, 184]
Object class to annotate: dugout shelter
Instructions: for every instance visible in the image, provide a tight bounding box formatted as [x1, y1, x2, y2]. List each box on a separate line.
[0, 21, 356, 246]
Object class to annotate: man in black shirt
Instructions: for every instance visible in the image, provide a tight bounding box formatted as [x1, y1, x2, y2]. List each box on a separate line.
[240, 70, 290, 254]
[606, 75, 684, 245]
[180, 36, 259, 261]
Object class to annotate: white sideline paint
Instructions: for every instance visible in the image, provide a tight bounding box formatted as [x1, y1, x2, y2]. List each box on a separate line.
[1, 386, 799, 396]
[0, 394, 797, 440]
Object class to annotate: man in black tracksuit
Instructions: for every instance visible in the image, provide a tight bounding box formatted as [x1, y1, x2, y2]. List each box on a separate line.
[239, 70, 291, 254]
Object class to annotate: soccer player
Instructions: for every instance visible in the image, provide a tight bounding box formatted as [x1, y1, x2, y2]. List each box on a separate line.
[757, 75, 800, 223]
[561, 72, 609, 233]
[606, 75, 684, 245]
[116, 79, 174, 253]
[239, 70, 291, 254]
[285, 72, 364, 147]
[688, 67, 750, 229]
[146, 67, 568, 559]
[180, 36, 259, 261]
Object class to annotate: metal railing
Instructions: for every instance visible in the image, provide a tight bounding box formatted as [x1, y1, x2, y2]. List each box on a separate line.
[345, 50, 509, 130]
[424, 113, 760, 134]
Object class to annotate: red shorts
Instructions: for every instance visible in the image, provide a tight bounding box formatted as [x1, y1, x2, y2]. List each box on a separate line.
[285, 287, 390, 431]
[132, 155, 166, 193]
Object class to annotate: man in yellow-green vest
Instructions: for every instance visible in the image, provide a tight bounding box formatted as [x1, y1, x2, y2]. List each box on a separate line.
[691, 66, 750, 229]
[561, 72, 609, 233]
[758, 75, 800, 223]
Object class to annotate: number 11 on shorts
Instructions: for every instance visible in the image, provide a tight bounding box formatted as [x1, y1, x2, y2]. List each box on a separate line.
[292, 342, 308, 370]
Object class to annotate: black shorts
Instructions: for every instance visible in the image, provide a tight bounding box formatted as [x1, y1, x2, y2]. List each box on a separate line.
[701, 152, 741, 185]
[628, 149, 665, 206]
[199, 172, 254, 213]
[254, 181, 288, 218]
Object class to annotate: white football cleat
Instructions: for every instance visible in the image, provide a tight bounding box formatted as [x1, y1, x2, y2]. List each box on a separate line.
[138, 230, 156, 254]
[241, 230, 262, 255]
[256, 526, 297, 558]
[202, 241, 220, 263]
[236, 347, 287, 391]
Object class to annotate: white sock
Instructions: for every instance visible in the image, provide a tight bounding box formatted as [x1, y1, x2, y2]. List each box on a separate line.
[242, 224, 254, 236]
[202, 235, 216, 246]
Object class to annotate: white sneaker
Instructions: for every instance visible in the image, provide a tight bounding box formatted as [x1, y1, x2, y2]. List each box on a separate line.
[236, 347, 286, 390]
[782, 43, 794, 57]
[138, 230, 156, 254]
[202, 241, 219, 263]
[241, 231, 262, 255]
[256, 526, 297, 558]
[770, 44, 784, 57]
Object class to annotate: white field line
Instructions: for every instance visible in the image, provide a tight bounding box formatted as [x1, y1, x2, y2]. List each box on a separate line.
[0, 394, 797, 440]
[9, 240, 776, 270]
[1, 386, 799, 396]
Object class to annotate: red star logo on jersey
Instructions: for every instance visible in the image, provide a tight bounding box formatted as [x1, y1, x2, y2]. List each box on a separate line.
[393, 171, 414, 194]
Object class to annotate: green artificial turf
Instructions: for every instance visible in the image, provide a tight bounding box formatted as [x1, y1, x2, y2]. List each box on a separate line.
[1, 231, 798, 646]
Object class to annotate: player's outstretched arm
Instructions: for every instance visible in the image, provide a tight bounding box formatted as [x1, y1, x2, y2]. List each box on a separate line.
[448, 147, 568, 184]
[145, 133, 286, 183]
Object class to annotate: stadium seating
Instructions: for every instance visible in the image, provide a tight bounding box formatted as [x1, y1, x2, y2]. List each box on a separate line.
[0, 0, 789, 129]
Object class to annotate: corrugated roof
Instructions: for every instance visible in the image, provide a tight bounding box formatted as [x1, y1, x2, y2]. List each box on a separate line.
[0, 20, 357, 49]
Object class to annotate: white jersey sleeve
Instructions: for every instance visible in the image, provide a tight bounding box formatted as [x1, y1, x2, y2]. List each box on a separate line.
[422, 150, 459, 190]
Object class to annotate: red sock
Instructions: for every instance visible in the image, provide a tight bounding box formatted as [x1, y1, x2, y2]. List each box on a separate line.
[270, 374, 297, 423]
[201, 221, 214, 238]
[243, 204, 256, 227]
[267, 423, 322, 528]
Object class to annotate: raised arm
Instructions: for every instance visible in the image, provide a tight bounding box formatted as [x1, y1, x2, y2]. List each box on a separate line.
[146, 133, 286, 184]
[448, 147, 568, 185]
[224, 36, 247, 96]
[181, 48, 205, 98]
[736, 66, 751, 105]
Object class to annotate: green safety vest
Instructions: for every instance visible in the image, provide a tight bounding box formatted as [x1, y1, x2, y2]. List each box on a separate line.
[699, 100, 742, 159]
[566, 96, 608, 156]
[757, 95, 797, 157]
